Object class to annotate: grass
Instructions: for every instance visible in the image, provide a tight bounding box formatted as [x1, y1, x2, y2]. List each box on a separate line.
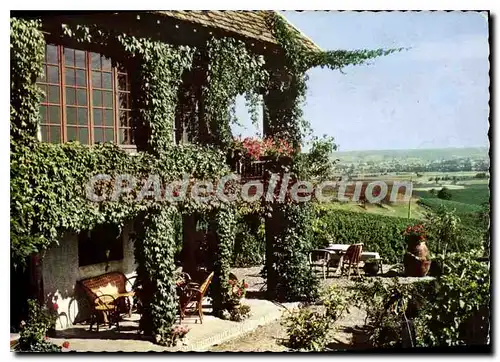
[318, 200, 427, 220]
[414, 183, 489, 206]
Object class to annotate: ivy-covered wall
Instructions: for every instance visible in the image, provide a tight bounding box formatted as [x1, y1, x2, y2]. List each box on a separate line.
[11, 12, 399, 343]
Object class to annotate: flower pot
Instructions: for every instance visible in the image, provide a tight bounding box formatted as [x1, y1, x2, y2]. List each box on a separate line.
[363, 262, 379, 276]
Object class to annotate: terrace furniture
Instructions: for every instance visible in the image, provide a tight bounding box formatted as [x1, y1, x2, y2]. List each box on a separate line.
[325, 244, 382, 270]
[309, 249, 332, 280]
[179, 271, 214, 324]
[340, 243, 363, 279]
[78, 272, 136, 332]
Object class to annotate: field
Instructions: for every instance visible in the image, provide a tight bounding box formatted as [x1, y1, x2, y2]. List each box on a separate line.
[334, 147, 488, 163]
[318, 200, 428, 220]
[322, 178, 489, 223]
[414, 183, 490, 207]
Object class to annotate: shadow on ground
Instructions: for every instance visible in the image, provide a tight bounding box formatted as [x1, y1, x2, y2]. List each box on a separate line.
[326, 325, 373, 351]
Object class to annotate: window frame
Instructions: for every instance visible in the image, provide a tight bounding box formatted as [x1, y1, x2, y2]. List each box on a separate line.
[37, 43, 135, 148]
[78, 224, 124, 268]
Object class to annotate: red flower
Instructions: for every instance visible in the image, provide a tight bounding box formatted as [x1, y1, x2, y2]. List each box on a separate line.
[62, 341, 70, 349]
[44, 336, 49, 340]
[243, 283, 248, 289]
[53, 303, 58, 310]
[228, 280, 234, 285]
[237, 289, 242, 297]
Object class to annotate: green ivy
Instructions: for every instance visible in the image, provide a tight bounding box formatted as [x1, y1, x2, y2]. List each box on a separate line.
[212, 207, 237, 313]
[134, 207, 180, 345]
[203, 37, 268, 147]
[10, 18, 45, 141]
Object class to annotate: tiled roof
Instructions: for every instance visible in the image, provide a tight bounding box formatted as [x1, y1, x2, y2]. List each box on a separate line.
[155, 10, 321, 52]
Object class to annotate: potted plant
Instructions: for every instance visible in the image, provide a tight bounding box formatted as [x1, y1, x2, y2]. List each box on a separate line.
[402, 224, 431, 277]
[363, 258, 380, 276]
[226, 278, 248, 309]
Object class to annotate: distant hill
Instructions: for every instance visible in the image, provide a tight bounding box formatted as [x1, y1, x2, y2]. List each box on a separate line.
[334, 147, 489, 163]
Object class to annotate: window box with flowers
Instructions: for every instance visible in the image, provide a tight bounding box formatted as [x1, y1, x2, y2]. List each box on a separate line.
[229, 136, 294, 181]
[402, 224, 431, 277]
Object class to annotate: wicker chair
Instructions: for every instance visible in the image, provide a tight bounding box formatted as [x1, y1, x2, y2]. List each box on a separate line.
[179, 271, 214, 324]
[340, 243, 363, 279]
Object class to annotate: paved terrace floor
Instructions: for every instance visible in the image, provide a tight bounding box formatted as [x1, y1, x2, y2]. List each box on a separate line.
[47, 297, 298, 352]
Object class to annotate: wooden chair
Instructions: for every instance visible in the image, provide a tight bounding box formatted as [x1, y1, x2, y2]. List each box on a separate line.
[179, 271, 214, 324]
[309, 249, 331, 280]
[340, 243, 363, 279]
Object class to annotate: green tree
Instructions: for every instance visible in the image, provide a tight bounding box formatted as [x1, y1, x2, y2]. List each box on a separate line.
[437, 187, 452, 200]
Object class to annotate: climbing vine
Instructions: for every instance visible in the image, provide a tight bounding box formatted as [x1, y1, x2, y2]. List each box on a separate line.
[11, 12, 403, 343]
[262, 12, 403, 301]
[211, 207, 238, 314]
[133, 207, 180, 345]
[203, 37, 268, 148]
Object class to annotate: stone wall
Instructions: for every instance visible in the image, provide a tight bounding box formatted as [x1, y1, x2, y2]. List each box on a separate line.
[42, 221, 137, 330]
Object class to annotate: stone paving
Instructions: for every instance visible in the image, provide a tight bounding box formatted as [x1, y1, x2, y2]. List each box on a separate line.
[47, 297, 297, 352]
[41, 265, 432, 352]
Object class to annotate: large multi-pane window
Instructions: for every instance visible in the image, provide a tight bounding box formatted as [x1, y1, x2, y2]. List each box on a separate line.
[36, 44, 134, 146]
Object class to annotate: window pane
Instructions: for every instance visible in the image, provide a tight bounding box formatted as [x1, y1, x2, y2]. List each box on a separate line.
[75, 70, 86, 87]
[48, 86, 60, 104]
[93, 90, 102, 107]
[40, 85, 47, 103]
[119, 128, 132, 145]
[102, 73, 112, 89]
[103, 91, 113, 108]
[105, 128, 114, 142]
[118, 93, 129, 109]
[94, 128, 104, 143]
[104, 109, 114, 126]
[47, 45, 58, 64]
[41, 125, 49, 142]
[40, 105, 47, 122]
[48, 106, 60, 124]
[47, 66, 59, 83]
[102, 57, 112, 70]
[50, 126, 61, 143]
[119, 110, 129, 127]
[65, 69, 75, 86]
[77, 89, 87, 106]
[66, 107, 77, 125]
[67, 126, 78, 141]
[93, 109, 103, 126]
[79, 128, 89, 144]
[117, 74, 127, 91]
[66, 88, 76, 105]
[91, 53, 101, 69]
[92, 71, 101, 88]
[75, 50, 86, 68]
[38, 67, 46, 83]
[78, 108, 88, 126]
[64, 48, 74, 66]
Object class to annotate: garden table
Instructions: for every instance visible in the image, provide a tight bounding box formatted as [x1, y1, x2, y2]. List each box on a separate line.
[325, 244, 382, 262]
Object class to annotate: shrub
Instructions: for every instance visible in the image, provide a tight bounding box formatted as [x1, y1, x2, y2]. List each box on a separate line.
[282, 306, 331, 351]
[231, 214, 265, 267]
[229, 304, 251, 322]
[283, 285, 349, 351]
[353, 251, 490, 348]
[17, 300, 62, 352]
[437, 187, 452, 200]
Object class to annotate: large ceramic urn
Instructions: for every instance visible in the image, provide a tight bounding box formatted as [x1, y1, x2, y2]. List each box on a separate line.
[403, 235, 431, 277]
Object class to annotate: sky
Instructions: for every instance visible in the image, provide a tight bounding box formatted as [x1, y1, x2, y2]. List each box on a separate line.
[231, 11, 490, 152]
